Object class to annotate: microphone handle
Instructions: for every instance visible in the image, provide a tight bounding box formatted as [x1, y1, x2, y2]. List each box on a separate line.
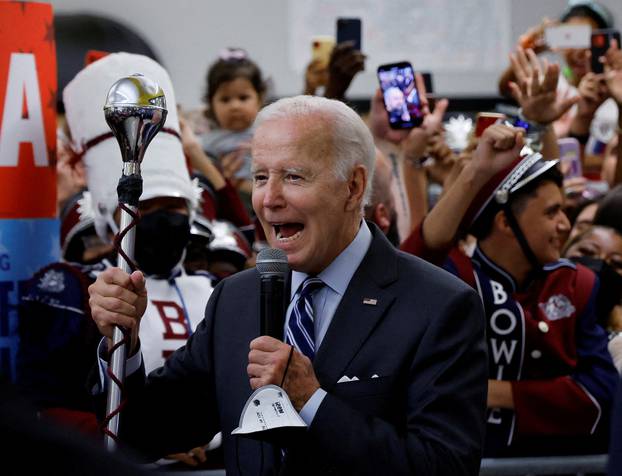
[260, 275, 285, 339]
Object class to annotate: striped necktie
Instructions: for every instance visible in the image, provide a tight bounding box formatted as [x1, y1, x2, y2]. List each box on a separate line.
[285, 277, 324, 361]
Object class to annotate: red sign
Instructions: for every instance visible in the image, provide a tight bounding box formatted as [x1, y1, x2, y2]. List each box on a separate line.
[0, 2, 56, 218]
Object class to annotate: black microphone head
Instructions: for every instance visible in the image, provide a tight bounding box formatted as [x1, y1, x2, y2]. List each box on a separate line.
[256, 248, 288, 278]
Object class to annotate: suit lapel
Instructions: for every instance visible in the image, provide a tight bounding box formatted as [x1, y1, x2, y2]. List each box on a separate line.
[313, 225, 398, 390]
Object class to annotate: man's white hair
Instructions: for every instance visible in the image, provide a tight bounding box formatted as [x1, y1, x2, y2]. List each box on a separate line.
[254, 95, 376, 206]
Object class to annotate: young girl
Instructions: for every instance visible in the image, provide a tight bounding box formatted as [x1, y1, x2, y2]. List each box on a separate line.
[201, 48, 266, 200]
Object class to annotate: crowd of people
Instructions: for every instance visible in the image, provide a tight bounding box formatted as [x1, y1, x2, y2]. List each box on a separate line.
[8, 0, 622, 474]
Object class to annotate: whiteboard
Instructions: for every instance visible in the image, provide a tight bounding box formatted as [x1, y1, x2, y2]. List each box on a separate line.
[288, 0, 511, 74]
[49, 0, 622, 107]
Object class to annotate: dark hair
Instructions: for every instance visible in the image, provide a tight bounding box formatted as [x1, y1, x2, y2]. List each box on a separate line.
[566, 196, 600, 226]
[560, 3, 613, 29]
[594, 184, 622, 236]
[203, 54, 266, 122]
[471, 166, 564, 240]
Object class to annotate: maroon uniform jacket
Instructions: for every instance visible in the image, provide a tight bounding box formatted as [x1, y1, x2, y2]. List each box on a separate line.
[402, 227, 618, 456]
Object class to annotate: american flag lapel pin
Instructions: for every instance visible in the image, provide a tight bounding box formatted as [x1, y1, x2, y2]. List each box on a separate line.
[363, 298, 377, 306]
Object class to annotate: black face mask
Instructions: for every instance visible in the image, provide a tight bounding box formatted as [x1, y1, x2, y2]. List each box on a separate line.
[571, 256, 622, 326]
[134, 210, 190, 277]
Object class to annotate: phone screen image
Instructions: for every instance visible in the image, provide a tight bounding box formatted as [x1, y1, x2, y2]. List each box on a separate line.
[377, 62, 423, 129]
[591, 29, 621, 74]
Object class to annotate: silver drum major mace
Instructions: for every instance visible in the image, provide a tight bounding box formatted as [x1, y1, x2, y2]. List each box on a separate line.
[102, 73, 167, 451]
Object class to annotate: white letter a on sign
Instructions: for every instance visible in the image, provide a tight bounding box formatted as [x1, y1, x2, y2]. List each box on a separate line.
[0, 53, 48, 167]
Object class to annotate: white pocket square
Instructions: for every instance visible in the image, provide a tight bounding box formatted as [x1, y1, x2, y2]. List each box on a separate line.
[337, 375, 359, 383]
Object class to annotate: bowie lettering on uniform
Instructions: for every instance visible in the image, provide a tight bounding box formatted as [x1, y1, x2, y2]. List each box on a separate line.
[478, 273, 525, 448]
[488, 280, 522, 380]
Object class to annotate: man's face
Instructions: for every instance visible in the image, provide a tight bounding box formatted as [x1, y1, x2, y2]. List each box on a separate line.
[251, 117, 363, 275]
[387, 88, 405, 110]
[515, 181, 571, 264]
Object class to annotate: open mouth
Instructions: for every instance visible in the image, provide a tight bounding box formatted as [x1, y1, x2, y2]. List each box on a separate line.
[273, 223, 304, 242]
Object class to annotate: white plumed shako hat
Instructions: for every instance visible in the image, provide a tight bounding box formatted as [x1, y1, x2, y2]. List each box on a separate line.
[63, 52, 197, 239]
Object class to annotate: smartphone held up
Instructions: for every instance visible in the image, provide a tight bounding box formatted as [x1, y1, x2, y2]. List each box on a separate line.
[591, 29, 621, 74]
[544, 24, 591, 50]
[336, 17, 361, 51]
[558, 137, 582, 179]
[377, 62, 424, 129]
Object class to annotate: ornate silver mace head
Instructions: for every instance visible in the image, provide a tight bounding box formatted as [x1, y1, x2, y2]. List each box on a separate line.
[104, 73, 167, 164]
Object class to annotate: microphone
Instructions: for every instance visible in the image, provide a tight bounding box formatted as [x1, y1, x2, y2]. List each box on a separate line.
[256, 248, 289, 339]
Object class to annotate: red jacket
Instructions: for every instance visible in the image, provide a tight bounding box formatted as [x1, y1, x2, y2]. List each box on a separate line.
[401, 226, 618, 456]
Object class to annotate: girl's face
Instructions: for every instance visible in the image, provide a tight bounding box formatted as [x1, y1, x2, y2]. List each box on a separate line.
[565, 226, 622, 274]
[568, 202, 599, 242]
[562, 16, 599, 83]
[211, 77, 262, 131]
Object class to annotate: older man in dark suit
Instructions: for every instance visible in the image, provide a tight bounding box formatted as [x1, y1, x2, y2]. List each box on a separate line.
[89, 95, 488, 475]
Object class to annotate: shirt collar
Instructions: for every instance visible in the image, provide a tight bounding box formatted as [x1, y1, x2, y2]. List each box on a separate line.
[290, 221, 372, 299]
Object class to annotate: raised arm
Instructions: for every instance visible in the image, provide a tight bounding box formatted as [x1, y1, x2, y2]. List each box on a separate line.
[507, 47, 579, 159]
[324, 42, 366, 101]
[179, 115, 226, 190]
[369, 73, 447, 234]
[421, 125, 525, 251]
[498, 19, 553, 97]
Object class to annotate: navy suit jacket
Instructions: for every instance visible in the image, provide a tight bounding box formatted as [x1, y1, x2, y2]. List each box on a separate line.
[610, 377, 622, 476]
[117, 224, 488, 475]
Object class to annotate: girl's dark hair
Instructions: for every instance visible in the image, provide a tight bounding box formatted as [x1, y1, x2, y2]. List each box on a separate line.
[594, 184, 622, 236]
[203, 51, 266, 121]
[560, 2, 614, 29]
[566, 196, 600, 226]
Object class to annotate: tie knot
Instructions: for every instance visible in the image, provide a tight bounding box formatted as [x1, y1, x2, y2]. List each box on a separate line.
[299, 277, 324, 298]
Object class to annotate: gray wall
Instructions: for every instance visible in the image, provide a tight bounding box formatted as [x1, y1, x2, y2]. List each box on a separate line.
[49, 0, 622, 109]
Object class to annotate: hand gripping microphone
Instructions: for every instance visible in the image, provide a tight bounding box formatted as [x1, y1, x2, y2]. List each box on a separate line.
[256, 248, 289, 339]
[234, 249, 304, 441]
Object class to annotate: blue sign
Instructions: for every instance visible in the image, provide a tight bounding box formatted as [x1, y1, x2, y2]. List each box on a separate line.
[0, 218, 59, 380]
